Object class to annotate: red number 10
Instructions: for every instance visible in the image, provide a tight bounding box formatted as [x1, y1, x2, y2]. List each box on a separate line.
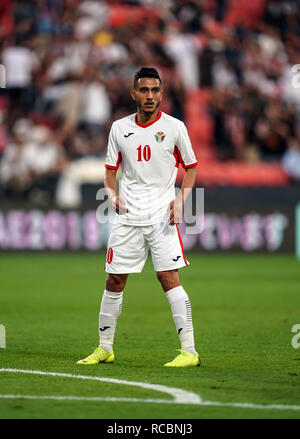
[137, 145, 151, 162]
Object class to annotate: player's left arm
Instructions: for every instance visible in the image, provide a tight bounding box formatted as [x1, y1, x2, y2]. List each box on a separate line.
[169, 121, 197, 225]
[169, 166, 197, 225]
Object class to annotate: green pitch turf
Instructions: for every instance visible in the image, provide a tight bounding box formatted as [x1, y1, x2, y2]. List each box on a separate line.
[0, 252, 300, 419]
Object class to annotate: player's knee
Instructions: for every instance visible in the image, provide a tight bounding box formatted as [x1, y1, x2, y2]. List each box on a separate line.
[106, 274, 127, 292]
[156, 270, 180, 292]
[156, 271, 165, 284]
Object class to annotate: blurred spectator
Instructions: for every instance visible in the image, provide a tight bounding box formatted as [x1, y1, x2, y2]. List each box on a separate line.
[1, 120, 66, 203]
[209, 89, 236, 161]
[21, 124, 66, 204]
[54, 73, 84, 128]
[2, 40, 40, 114]
[74, 1, 108, 40]
[254, 101, 289, 161]
[79, 66, 112, 135]
[164, 23, 201, 90]
[0, 118, 32, 192]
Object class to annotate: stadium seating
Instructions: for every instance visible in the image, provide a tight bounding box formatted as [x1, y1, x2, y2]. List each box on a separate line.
[224, 0, 266, 28]
[182, 89, 289, 186]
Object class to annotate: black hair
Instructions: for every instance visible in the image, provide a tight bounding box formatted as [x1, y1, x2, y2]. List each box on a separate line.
[133, 67, 162, 89]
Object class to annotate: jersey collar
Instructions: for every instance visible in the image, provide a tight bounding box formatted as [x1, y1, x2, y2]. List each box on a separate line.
[135, 110, 162, 128]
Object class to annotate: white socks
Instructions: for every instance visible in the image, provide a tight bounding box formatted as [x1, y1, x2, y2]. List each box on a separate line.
[165, 286, 196, 354]
[98, 286, 196, 355]
[99, 289, 123, 352]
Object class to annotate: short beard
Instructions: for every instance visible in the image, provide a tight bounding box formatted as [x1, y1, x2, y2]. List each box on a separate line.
[137, 100, 160, 114]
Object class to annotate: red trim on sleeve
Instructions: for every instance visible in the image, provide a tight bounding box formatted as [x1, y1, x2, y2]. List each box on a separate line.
[184, 162, 197, 169]
[105, 152, 122, 170]
[176, 225, 189, 266]
[173, 145, 184, 168]
[173, 146, 197, 169]
[135, 111, 162, 128]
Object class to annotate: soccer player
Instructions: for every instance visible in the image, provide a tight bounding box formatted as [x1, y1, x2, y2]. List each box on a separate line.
[77, 67, 200, 367]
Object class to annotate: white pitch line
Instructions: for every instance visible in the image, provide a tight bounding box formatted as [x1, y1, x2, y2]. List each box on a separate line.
[0, 394, 175, 405]
[1, 394, 300, 411]
[0, 368, 201, 405]
[1, 368, 300, 411]
[198, 400, 300, 411]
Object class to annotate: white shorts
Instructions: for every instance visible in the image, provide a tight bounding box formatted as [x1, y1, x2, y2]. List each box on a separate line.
[105, 222, 189, 274]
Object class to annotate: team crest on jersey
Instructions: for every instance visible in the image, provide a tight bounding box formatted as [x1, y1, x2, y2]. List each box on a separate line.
[155, 131, 166, 143]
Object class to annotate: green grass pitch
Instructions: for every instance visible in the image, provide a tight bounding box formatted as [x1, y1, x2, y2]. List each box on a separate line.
[0, 252, 300, 419]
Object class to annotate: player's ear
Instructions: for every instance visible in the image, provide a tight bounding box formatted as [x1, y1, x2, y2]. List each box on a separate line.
[130, 89, 136, 101]
[160, 88, 164, 101]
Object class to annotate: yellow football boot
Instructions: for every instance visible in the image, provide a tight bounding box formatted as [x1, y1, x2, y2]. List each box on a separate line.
[164, 349, 200, 367]
[77, 347, 114, 365]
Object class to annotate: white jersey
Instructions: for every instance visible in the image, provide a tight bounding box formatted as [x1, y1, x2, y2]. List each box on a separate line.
[105, 110, 197, 225]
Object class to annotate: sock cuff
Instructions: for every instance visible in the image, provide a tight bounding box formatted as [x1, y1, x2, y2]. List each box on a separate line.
[165, 285, 188, 304]
[104, 289, 123, 300]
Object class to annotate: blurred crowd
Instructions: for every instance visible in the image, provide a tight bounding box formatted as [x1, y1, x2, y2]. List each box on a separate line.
[0, 0, 300, 207]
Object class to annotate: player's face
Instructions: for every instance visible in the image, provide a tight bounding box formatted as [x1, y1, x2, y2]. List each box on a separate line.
[131, 78, 163, 114]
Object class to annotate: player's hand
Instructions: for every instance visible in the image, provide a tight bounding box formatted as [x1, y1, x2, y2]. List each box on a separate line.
[111, 196, 129, 215]
[169, 199, 183, 225]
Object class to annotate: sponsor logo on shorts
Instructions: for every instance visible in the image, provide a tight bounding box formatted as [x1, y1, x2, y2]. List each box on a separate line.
[172, 255, 181, 262]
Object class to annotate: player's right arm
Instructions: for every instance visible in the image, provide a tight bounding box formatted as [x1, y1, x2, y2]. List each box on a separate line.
[104, 168, 128, 215]
[104, 123, 128, 214]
